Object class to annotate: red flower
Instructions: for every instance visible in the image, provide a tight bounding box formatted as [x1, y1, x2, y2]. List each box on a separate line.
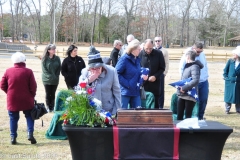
[104, 117, 109, 124]
[63, 119, 68, 125]
[62, 114, 67, 118]
[79, 82, 87, 88]
[87, 88, 93, 95]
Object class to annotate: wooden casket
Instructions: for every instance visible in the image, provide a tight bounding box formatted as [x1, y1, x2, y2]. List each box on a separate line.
[117, 109, 173, 128]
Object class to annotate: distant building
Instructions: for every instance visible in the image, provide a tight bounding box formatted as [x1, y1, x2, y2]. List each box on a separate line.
[228, 35, 240, 47]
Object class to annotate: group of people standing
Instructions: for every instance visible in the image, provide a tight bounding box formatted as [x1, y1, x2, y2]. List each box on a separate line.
[1, 34, 240, 145]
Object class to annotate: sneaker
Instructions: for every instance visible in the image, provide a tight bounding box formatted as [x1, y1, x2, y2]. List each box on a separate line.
[225, 111, 230, 114]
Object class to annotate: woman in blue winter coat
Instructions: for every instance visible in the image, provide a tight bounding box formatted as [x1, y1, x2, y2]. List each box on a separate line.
[116, 39, 148, 108]
[223, 47, 240, 114]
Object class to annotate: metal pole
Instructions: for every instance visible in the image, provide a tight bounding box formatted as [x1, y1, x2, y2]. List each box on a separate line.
[53, 0, 55, 44]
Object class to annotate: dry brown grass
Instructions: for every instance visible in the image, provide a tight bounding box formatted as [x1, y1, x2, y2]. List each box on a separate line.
[0, 48, 239, 160]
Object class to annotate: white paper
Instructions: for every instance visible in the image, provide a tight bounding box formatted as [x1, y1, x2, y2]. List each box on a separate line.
[176, 118, 200, 129]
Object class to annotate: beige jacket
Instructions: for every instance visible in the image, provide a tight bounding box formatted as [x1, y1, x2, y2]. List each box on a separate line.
[160, 47, 169, 75]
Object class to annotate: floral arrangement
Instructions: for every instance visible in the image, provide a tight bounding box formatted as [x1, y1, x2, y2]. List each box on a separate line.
[60, 82, 115, 127]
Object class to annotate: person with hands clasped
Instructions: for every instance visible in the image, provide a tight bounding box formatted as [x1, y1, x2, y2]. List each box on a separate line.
[138, 39, 165, 108]
[116, 39, 148, 109]
[223, 46, 240, 114]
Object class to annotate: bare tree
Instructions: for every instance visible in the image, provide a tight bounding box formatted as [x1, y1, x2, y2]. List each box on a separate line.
[9, 0, 15, 42]
[119, 0, 138, 42]
[90, 0, 98, 45]
[222, 0, 239, 47]
[176, 0, 194, 47]
[0, 0, 6, 41]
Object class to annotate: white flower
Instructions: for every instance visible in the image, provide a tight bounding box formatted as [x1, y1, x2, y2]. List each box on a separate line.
[92, 98, 102, 110]
[65, 96, 73, 105]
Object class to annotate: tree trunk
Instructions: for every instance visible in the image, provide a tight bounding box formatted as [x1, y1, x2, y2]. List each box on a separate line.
[90, 0, 98, 45]
[10, 0, 15, 42]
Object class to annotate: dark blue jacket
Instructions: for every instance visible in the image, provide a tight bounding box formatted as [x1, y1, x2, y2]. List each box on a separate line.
[115, 53, 141, 96]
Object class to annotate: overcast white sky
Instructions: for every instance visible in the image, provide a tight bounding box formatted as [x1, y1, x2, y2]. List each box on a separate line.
[2, 0, 48, 15]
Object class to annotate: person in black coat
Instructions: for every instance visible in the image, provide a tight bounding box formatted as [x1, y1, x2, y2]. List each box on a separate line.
[138, 39, 165, 108]
[61, 45, 86, 89]
[110, 40, 122, 67]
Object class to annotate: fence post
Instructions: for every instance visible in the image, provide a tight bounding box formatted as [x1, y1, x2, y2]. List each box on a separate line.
[225, 52, 227, 62]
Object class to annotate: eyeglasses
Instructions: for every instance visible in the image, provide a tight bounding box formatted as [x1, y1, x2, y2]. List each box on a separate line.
[155, 40, 161, 42]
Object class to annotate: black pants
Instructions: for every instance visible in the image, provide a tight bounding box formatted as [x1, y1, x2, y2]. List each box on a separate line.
[177, 98, 196, 120]
[43, 84, 58, 110]
[158, 74, 165, 108]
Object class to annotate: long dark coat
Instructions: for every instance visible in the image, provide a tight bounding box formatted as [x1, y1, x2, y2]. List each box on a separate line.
[223, 59, 240, 104]
[0, 63, 37, 111]
[110, 47, 120, 67]
[138, 49, 165, 96]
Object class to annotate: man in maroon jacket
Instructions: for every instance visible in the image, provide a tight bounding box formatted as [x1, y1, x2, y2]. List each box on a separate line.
[0, 52, 37, 145]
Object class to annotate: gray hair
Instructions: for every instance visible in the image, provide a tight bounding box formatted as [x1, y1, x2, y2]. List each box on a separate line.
[113, 40, 122, 47]
[144, 39, 153, 45]
[42, 44, 56, 62]
[126, 39, 140, 54]
[127, 34, 135, 43]
[194, 42, 203, 49]
[186, 50, 196, 61]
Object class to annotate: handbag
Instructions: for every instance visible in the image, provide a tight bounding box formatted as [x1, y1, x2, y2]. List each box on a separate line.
[140, 86, 146, 100]
[31, 100, 48, 120]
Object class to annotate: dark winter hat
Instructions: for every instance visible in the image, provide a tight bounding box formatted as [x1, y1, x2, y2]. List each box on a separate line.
[88, 46, 104, 68]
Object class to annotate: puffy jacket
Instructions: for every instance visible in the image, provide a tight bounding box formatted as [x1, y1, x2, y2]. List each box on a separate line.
[177, 60, 203, 102]
[115, 53, 141, 96]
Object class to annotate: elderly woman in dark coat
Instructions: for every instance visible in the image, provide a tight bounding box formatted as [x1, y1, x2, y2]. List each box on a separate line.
[177, 50, 203, 120]
[61, 45, 86, 90]
[223, 47, 240, 114]
[0, 52, 37, 145]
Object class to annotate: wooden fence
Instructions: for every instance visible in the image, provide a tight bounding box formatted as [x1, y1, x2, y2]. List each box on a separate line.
[0, 48, 233, 62]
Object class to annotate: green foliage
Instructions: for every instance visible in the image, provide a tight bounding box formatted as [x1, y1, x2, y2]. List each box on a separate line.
[198, 15, 223, 41]
[59, 90, 105, 127]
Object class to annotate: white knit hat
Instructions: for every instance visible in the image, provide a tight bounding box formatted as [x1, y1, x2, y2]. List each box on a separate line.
[11, 52, 26, 63]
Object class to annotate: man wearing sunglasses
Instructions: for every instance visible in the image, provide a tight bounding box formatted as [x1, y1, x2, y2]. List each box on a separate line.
[154, 37, 169, 109]
[179, 42, 209, 120]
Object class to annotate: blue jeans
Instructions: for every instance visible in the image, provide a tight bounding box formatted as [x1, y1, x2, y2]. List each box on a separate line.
[121, 95, 141, 109]
[8, 109, 34, 138]
[198, 80, 209, 120]
[158, 74, 165, 108]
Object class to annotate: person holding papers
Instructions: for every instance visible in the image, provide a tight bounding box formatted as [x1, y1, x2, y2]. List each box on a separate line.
[177, 50, 203, 120]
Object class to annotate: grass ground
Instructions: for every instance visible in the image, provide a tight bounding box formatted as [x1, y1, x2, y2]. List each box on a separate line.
[0, 47, 239, 160]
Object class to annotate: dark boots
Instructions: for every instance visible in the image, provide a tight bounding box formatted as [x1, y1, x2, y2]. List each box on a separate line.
[11, 137, 17, 145]
[28, 132, 37, 144]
